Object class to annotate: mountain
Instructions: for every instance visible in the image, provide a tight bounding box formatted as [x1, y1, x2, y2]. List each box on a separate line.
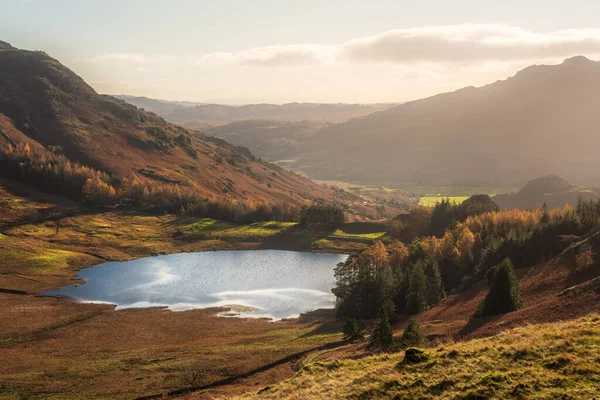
[214, 57, 600, 187]
[492, 175, 600, 209]
[204, 119, 328, 162]
[116, 95, 394, 128]
[0, 43, 343, 207]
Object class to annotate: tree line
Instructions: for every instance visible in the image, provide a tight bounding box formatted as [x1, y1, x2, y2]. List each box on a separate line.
[0, 141, 347, 225]
[333, 197, 600, 321]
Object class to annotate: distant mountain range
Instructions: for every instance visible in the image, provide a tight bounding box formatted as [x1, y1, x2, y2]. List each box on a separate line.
[115, 95, 394, 129]
[140, 57, 600, 189]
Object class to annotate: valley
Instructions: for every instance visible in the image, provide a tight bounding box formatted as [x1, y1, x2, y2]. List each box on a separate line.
[1, 26, 600, 400]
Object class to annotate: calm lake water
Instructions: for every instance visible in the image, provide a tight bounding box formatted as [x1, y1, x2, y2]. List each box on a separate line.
[43, 250, 347, 319]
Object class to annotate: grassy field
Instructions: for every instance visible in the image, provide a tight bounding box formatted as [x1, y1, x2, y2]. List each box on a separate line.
[233, 315, 600, 399]
[418, 196, 469, 207]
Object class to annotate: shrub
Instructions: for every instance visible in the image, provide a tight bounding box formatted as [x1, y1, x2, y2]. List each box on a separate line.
[342, 317, 364, 342]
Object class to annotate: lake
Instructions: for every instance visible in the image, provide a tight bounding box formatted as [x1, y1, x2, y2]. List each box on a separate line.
[43, 250, 348, 320]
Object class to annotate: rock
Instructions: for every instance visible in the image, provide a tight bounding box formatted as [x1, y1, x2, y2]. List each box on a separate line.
[402, 348, 429, 364]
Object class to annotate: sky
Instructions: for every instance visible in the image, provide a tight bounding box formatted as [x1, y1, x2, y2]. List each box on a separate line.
[2, 0, 600, 104]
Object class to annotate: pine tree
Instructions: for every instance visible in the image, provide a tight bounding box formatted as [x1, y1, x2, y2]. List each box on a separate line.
[342, 317, 364, 342]
[424, 259, 445, 306]
[479, 258, 523, 316]
[382, 298, 398, 323]
[401, 317, 424, 348]
[370, 307, 394, 350]
[405, 262, 428, 315]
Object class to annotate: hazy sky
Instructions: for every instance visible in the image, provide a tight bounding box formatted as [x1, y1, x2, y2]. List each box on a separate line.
[3, 0, 600, 104]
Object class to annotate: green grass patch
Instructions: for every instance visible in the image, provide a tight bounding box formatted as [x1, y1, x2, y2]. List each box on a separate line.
[180, 218, 224, 233]
[179, 218, 298, 241]
[217, 221, 298, 240]
[0, 233, 7, 240]
[418, 196, 469, 207]
[29, 249, 77, 272]
[329, 229, 387, 241]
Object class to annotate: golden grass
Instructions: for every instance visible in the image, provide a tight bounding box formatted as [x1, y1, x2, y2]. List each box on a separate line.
[231, 315, 600, 399]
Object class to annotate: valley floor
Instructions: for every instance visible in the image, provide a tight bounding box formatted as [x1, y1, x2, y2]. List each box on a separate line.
[1, 181, 599, 399]
[0, 181, 380, 399]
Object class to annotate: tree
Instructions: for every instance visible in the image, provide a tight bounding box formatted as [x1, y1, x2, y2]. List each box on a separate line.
[458, 194, 499, 221]
[342, 317, 364, 342]
[478, 258, 523, 317]
[429, 198, 457, 237]
[424, 259, 445, 306]
[401, 318, 424, 348]
[382, 298, 398, 324]
[405, 262, 428, 315]
[370, 307, 394, 350]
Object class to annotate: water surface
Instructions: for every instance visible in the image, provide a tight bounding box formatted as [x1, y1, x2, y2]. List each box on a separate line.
[44, 250, 347, 319]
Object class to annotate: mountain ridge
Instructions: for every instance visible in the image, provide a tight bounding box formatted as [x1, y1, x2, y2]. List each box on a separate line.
[193, 56, 600, 188]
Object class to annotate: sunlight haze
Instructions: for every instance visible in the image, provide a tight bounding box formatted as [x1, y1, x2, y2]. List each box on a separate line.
[3, 0, 600, 103]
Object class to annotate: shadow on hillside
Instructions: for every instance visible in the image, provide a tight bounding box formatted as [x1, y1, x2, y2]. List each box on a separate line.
[426, 282, 485, 320]
[457, 315, 502, 338]
[339, 221, 388, 234]
[296, 309, 342, 338]
[258, 226, 336, 251]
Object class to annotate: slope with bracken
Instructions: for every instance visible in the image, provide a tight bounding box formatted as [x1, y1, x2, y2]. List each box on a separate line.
[219, 238, 600, 399]
[0, 42, 346, 209]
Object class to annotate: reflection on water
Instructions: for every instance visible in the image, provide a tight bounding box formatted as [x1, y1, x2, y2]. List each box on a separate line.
[43, 250, 347, 319]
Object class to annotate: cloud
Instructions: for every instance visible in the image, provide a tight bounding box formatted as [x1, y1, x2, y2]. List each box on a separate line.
[340, 25, 600, 63]
[199, 44, 332, 66]
[199, 25, 600, 67]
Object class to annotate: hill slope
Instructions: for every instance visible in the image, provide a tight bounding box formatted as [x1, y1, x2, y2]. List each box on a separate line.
[227, 243, 600, 399]
[232, 315, 600, 399]
[248, 57, 600, 187]
[0, 43, 343, 206]
[204, 119, 328, 163]
[493, 175, 600, 209]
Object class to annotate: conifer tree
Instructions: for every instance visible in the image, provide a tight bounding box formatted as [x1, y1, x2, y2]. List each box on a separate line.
[424, 259, 445, 306]
[479, 258, 523, 316]
[405, 262, 428, 315]
[382, 298, 398, 324]
[342, 317, 364, 342]
[401, 317, 424, 348]
[370, 307, 394, 350]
